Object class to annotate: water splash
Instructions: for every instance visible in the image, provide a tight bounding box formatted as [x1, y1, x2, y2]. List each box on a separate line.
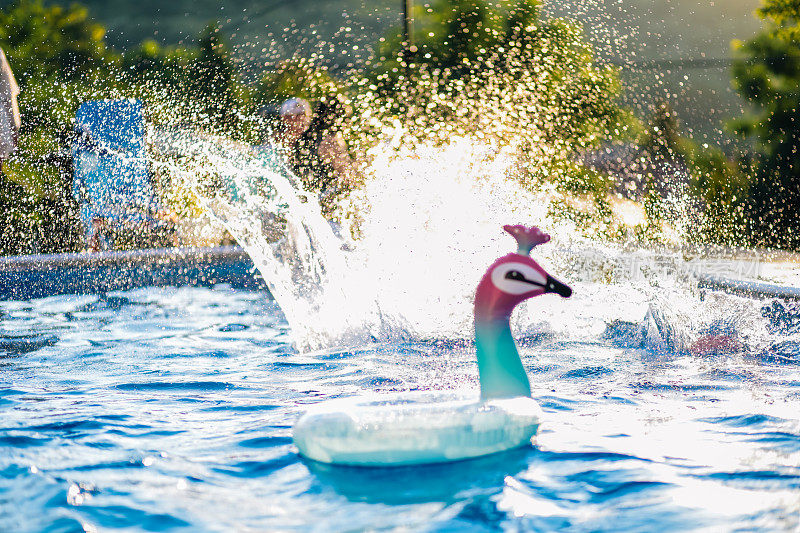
[149, 127, 364, 349]
[150, 126, 578, 349]
[145, 118, 797, 356]
[134, 1, 778, 353]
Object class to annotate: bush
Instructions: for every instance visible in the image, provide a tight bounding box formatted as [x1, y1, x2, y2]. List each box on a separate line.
[730, 0, 800, 250]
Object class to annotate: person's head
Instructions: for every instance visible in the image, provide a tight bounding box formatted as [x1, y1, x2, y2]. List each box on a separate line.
[279, 97, 312, 142]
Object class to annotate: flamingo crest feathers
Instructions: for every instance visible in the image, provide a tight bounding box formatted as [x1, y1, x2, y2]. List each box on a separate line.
[502, 225, 551, 255]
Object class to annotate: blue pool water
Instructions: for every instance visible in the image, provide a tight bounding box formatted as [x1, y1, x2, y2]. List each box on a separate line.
[1, 285, 800, 531]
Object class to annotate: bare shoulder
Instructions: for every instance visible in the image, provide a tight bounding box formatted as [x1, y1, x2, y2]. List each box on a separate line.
[318, 131, 347, 152]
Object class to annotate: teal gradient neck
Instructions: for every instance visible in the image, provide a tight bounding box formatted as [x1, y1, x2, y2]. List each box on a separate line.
[474, 315, 531, 400]
[471, 226, 566, 400]
[473, 254, 534, 400]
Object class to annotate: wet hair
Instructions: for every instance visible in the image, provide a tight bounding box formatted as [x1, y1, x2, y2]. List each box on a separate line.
[307, 99, 344, 137]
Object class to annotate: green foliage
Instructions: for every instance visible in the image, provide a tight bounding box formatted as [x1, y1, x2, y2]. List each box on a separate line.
[641, 102, 682, 160]
[188, 24, 244, 129]
[121, 39, 201, 113]
[758, 0, 800, 37]
[122, 23, 252, 137]
[369, 0, 628, 189]
[681, 140, 751, 245]
[730, 0, 800, 249]
[254, 59, 340, 107]
[0, 175, 35, 255]
[365, 0, 642, 244]
[123, 23, 346, 143]
[0, 0, 115, 79]
[373, 0, 540, 80]
[0, 0, 123, 131]
[0, 0, 123, 253]
[625, 101, 751, 247]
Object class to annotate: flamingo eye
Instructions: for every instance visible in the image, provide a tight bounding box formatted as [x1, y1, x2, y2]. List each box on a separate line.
[491, 262, 548, 295]
[505, 270, 525, 282]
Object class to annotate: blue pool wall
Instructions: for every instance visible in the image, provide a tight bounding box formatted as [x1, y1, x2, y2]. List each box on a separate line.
[1, 246, 797, 303]
[0, 246, 269, 300]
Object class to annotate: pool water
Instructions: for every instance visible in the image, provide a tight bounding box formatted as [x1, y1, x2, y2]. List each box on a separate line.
[1, 285, 799, 532]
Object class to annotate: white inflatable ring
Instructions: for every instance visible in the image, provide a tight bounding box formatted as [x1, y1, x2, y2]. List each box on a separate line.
[293, 391, 542, 466]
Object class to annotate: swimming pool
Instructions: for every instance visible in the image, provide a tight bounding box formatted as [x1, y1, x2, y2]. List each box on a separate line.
[1, 283, 798, 531]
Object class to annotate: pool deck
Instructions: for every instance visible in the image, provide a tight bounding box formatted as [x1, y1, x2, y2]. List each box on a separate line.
[0, 246, 268, 300]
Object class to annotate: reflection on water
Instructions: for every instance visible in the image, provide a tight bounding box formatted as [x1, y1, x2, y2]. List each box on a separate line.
[305, 447, 532, 506]
[0, 286, 799, 531]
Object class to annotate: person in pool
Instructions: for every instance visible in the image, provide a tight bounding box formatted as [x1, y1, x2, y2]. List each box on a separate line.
[276, 97, 313, 148]
[691, 300, 800, 355]
[608, 300, 800, 358]
[678, 300, 799, 357]
[278, 97, 355, 218]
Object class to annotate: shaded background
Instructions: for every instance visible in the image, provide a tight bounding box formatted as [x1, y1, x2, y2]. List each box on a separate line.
[27, 0, 763, 147]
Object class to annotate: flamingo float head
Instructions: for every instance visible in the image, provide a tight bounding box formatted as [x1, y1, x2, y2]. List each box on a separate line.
[473, 225, 572, 399]
[475, 225, 572, 322]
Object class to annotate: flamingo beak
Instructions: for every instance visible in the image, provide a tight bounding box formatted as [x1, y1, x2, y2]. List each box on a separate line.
[545, 275, 572, 298]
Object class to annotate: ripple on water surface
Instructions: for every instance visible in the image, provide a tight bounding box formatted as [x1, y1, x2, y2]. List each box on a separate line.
[0, 286, 799, 531]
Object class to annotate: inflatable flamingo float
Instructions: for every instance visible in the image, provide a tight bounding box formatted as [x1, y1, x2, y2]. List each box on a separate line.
[293, 225, 572, 466]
